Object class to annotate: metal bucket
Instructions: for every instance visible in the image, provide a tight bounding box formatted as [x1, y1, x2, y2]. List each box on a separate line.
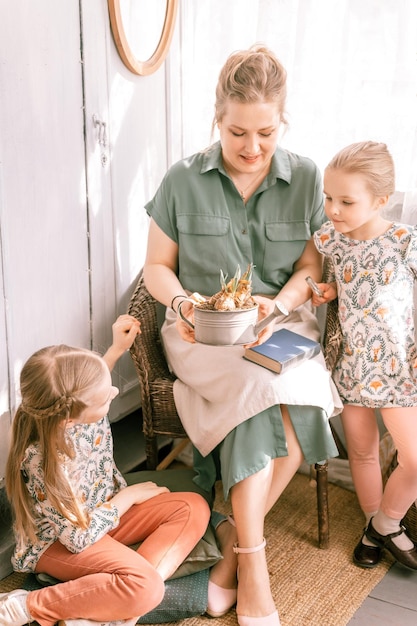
[192, 305, 259, 345]
[178, 299, 285, 346]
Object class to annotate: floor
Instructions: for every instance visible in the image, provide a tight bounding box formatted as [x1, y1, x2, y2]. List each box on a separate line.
[347, 563, 417, 625]
[110, 414, 417, 625]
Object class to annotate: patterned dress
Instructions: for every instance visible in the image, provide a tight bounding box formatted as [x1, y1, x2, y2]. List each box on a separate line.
[314, 221, 417, 407]
[12, 416, 125, 572]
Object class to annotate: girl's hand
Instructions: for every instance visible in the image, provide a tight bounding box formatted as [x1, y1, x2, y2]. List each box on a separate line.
[311, 282, 338, 306]
[112, 314, 141, 352]
[124, 481, 169, 504]
[103, 315, 141, 371]
[112, 482, 170, 515]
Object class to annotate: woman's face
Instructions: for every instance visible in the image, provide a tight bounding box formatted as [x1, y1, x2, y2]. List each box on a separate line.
[217, 100, 280, 175]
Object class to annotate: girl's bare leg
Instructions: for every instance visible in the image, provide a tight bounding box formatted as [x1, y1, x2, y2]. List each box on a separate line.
[380, 407, 417, 519]
[341, 405, 382, 513]
[365, 408, 417, 563]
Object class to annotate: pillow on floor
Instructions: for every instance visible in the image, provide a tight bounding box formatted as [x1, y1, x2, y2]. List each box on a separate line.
[29, 569, 209, 624]
[138, 568, 209, 623]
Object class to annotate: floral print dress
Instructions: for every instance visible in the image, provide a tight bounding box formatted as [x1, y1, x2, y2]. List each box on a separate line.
[314, 221, 417, 407]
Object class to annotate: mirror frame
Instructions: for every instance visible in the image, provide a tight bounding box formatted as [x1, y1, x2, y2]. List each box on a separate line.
[108, 0, 179, 76]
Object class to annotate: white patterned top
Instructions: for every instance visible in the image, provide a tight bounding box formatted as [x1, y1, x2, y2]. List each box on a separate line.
[314, 221, 417, 407]
[12, 415, 126, 572]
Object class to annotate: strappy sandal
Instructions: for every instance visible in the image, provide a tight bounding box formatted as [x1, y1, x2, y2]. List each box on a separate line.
[233, 539, 280, 626]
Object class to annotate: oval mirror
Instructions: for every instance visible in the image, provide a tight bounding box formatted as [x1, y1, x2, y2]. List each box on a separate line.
[108, 0, 179, 76]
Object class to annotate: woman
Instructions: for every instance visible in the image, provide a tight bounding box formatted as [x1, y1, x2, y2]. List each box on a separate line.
[143, 45, 342, 626]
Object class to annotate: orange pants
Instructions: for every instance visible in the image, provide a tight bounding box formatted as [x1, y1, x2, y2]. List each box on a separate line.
[26, 492, 210, 626]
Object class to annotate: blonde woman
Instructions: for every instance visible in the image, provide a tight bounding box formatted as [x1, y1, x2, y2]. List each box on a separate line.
[144, 45, 342, 625]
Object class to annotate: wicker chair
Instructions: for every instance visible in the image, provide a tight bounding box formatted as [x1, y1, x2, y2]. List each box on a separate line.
[128, 269, 330, 548]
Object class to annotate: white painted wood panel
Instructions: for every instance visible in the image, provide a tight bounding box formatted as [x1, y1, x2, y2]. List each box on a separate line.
[0, 0, 181, 449]
[81, 0, 178, 420]
[0, 227, 9, 487]
[0, 2, 90, 415]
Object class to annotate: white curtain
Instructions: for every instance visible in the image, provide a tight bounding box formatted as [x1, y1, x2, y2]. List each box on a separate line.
[174, 0, 417, 198]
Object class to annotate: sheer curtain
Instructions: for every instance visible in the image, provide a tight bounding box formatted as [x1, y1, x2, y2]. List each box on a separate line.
[173, 0, 417, 208]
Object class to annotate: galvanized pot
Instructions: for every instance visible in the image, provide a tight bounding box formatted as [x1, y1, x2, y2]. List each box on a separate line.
[178, 300, 284, 346]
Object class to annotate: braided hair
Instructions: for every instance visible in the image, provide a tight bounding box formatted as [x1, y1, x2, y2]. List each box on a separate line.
[6, 345, 107, 543]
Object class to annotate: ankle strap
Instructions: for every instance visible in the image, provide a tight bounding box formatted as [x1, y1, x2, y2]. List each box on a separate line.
[233, 538, 266, 554]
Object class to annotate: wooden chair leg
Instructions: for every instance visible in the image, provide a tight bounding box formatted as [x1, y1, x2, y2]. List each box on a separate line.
[157, 438, 191, 470]
[315, 460, 329, 549]
[145, 434, 159, 470]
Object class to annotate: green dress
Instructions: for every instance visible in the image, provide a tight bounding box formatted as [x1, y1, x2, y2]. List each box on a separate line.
[146, 142, 341, 499]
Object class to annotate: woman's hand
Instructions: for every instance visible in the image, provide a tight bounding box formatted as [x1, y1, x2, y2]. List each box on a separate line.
[243, 295, 277, 348]
[112, 482, 170, 516]
[175, 300, 196, 343]
[311, 282, 338, 307]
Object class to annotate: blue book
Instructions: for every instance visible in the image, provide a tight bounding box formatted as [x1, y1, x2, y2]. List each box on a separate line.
[243, 328, 321, 374]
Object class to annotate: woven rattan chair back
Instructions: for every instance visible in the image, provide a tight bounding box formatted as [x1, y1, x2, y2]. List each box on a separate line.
[128, 270, 187, 469]
[321, 256, 343, 373]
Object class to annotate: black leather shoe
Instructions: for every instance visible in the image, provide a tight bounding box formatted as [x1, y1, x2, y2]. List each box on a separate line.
[365, 518, 417, 570]
[353, 533, 381, 568]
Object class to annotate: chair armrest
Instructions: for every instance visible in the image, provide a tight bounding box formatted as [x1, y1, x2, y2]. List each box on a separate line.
[127, 271, 186, 439]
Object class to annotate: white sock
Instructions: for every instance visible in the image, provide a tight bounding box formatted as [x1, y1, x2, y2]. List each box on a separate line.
[16, 593, 31, 622]
[362, 511, 378, 547]
[0, 590, 32, 625]
[372, 510, 414, 550]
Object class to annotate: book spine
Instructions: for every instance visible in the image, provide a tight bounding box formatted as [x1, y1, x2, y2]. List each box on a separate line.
[280, 344, 321, 373]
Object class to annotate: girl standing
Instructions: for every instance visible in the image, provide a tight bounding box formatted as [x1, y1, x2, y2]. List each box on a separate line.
[312, 141, 417, 570]
[0, 315, 210, 626]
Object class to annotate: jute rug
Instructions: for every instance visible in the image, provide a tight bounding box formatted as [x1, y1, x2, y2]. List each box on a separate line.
[0, 473, 393, 626]
[153, 473, 394, 626]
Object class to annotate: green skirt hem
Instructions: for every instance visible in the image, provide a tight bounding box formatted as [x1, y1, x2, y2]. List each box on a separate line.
[193, 405, 338, 500]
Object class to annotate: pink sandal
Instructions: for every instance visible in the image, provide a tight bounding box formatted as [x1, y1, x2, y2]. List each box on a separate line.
[233, 539, 280, 626]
